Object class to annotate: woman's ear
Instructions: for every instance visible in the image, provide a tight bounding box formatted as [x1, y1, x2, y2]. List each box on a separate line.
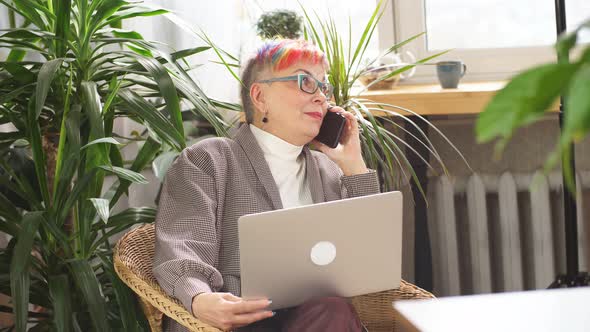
[250, 83, 267, 117]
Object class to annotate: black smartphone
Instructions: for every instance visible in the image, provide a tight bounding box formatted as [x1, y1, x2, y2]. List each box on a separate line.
[315, 111, 346, 149]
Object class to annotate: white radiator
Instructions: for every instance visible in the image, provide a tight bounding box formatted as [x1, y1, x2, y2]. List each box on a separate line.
[427, 171, 589, 296]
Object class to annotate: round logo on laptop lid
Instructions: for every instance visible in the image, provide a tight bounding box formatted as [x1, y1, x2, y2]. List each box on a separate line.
[310, 241, 336, 266]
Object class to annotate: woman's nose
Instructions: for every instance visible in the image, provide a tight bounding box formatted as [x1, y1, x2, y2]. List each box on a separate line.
[313, 89, 328, 104]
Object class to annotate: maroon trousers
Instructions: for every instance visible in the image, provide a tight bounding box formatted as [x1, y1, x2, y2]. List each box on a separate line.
[238, 297, 363, 332]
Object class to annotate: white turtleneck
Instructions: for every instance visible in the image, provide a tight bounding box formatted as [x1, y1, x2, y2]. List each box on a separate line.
[249, 124, 313, 208]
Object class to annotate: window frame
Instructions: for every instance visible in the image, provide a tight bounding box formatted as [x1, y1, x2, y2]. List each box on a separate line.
[385, 0, 560, 84]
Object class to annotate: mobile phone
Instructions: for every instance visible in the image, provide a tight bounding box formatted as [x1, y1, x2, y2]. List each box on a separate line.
[315, 111, 346, 149]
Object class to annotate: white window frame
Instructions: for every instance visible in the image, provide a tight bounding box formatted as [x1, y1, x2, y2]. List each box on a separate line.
[385, 0, 559, 84]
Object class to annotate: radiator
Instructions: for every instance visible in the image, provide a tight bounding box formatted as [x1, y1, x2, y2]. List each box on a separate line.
[427, 171, 589, 296]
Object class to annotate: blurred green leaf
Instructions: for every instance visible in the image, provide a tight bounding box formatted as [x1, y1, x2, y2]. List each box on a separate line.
[48, 274, 72, 332]
[0, 191, 20, 221]
[153, 151, 179, 182]
[476, 63, 578, 147]
[10, 212, 43, 332]
[1, 62, 35, 83]
[69, 259, 110, 332]
[96, 253, 143, 332]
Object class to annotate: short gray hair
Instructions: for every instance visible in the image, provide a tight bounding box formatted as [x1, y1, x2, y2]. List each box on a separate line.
[240, 57, 265, 124]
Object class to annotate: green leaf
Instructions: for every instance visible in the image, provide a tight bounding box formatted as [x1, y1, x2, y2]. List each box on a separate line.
[476, 63, 579, 146]
[117, 89, 184, 150]
[69, 259, 110, 332]
[57, 168, 98, 224]
[555, 65, 590, 191]
[1, 62, 36, 83]
[127, 43, 153, 57]
[99, 165, 148, 184]
[135, 55, 185, 145]
[27, 98, 50, 205]
[10, 212, 43, 332]
[34, 59, 64, 119]
[6, 49, 27, 62]
[89, 198, 110, 224]
[108, 136, 161, 206]
[0, 29, 51, 39]
[556, 32, 577, 60]
[90, 208, 156, 249]
[0, 191, 20, 221]
[104, 7, 169, 28]
[53, 105, 81, 212]
[111, 28, 145, 40]
[88, 0, 127, 35]
[110, 207, 156, 227]
[96, 253, 143, 332]
[153, 151, 179, 182]
[48, 274, 72, 332]
[54, 0, 71, 57]
[171, 46, 211, 61]
[80, 137, 121, 150]
[562, 65, 590, 143]
[0, 0, 47, 30]
[80, 82, 108, 218]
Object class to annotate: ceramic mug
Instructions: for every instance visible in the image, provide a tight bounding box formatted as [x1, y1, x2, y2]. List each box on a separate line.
[436, 61, 467, 88]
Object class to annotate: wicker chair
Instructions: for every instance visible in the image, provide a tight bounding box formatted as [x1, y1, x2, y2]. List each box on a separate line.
[114, 223, 434, 332]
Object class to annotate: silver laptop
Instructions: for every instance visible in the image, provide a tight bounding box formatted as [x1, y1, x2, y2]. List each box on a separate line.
[238, 191, 403, 310]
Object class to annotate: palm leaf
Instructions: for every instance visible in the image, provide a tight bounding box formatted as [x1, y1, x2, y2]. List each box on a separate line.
[10, 212, 43, 332]
[48, 274, 72, 332]
[69, 259, 110, 332]
[117, 89, 184, 150]
[134, 55, 185, 143]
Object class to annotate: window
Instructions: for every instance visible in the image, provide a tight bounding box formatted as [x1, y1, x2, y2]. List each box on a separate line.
[393, 0, 590, 83]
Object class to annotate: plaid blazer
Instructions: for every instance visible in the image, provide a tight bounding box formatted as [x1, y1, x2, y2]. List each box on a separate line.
[153, 123, 380, 326]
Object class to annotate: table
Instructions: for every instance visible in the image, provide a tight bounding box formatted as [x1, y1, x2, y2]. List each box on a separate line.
[393, 287, 590, 332]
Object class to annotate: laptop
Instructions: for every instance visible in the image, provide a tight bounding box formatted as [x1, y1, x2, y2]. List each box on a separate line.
[238, 191, 403, 310]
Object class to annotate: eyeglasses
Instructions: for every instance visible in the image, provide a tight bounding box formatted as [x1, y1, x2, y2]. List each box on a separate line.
[256, 73, 334, 99]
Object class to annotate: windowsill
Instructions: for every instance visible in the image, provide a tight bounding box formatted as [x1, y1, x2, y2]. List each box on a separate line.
[360, 81, 560, 116]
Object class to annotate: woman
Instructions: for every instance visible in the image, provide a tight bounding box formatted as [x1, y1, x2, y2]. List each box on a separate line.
[153, 39, 380, 332]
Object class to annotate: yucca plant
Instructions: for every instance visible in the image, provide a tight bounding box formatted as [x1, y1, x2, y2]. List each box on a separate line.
[476, 18, 590, 192]
[298, 0, 468, 194]
[0, 0, 229, 331]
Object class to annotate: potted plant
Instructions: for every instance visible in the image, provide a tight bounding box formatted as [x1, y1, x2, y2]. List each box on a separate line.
[256, 9, 303, 40]
[0, 0, 228, 330]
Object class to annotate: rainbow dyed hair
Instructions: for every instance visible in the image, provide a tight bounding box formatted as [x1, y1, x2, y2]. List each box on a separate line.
[240, 39, 327, 123]
[255, 39, 327, 71]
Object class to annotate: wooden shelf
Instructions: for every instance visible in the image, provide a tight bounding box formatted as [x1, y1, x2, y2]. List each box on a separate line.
[360, 81, 560, 116]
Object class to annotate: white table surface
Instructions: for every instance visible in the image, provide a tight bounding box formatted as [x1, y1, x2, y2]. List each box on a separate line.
[393, 287, 590, 332]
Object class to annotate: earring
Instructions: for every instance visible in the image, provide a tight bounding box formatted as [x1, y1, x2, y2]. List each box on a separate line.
[262, 116, 268, 123]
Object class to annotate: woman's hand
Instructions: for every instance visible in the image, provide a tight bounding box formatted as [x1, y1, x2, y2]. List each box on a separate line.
[192, 292, 273, 331]
[312, 105, 368, 176]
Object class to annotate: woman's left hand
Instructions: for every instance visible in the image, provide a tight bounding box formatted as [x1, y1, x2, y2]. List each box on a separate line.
[312, 105, 368, 176]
